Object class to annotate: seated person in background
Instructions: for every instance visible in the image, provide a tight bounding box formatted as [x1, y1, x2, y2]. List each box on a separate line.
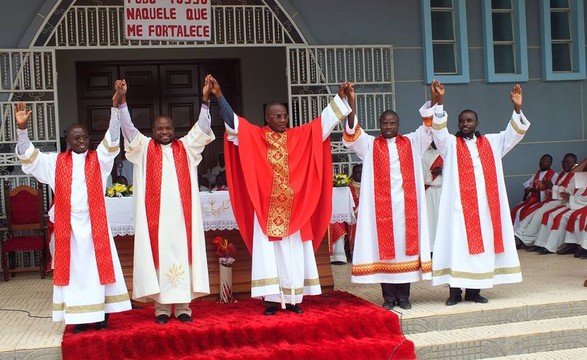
[113, 175, 128, 186]
[114, 155, 133, 185]
[561, 155, 587, 258]
[199, 173, 211, 192]
[532, 185, 587, 255]
[212, 171, 228, 191]
[515, 153, 577, 251]
[347, 164, 362, 259]
[207, 152, 225, 187]
[511, 154, 556, 231]
[422, 141, 443, 252]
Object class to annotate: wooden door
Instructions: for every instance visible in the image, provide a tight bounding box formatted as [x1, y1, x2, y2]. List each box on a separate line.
[76, 59, 241, 174]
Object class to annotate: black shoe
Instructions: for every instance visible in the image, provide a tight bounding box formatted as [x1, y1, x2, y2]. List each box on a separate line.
[464, 293, 488, 303]
[177, 314, 192, 323]
[526, 245, 538, 252]
[382, 300, 395, 310]
[73, 324, 89, 333]
[515, 236, 525, 249]
[155, 314, 170, 324]
[95, 314, 109, 330]
[285, 304, 303, 314]
[264, 306, 277, 316]
[538, 247, 553, 255]
[445, 295, 462, 306]
[397, 299, 412, 310]
[556, 244, 576, 255]
[574, 249, 586, 258]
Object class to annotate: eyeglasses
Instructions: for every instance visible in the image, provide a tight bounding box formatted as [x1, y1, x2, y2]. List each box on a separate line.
[267, 113, 288, 120]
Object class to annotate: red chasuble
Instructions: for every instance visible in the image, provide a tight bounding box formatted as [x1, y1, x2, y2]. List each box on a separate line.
[224, 117, 332, 253]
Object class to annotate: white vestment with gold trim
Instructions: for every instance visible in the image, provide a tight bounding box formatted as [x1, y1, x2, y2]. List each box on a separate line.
[124, 108, 213, 304]
[17, 109, 131, 324]
[343, 113, 432, 285]
[430, 104, 528, 289]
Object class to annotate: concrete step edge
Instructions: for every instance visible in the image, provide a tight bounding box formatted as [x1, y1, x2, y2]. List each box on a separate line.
[483, 347, 587, 359]
[407, 314, 587, 346]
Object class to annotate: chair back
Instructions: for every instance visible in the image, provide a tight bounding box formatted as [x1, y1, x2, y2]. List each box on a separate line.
[3, 182, 44, 232]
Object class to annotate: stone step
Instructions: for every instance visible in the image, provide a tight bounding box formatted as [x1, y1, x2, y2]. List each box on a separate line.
[400, 299, 587, 335]
[408, 314, 587, 359]
[484, 347, 587, 359]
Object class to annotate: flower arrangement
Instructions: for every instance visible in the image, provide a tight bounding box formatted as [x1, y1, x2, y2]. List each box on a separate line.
[212, 236, 236, 267]
[105, 183, 133, 197]
[333, 173, 350, 187]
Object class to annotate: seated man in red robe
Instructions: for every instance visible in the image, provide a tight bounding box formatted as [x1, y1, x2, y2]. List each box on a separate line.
[510, 154, 555, 234]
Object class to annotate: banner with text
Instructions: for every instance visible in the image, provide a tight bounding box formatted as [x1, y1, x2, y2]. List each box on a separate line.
[124, 0, 211, 41]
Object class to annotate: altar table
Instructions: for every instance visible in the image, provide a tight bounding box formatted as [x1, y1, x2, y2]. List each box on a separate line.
[106, 188, 355, 299]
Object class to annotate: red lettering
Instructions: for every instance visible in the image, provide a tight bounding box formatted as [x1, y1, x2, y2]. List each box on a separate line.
[127, 24, 143, 37]
[147, 24, 210, 39]
[126, 7, 176, 20]
[186, 8, 207, 20]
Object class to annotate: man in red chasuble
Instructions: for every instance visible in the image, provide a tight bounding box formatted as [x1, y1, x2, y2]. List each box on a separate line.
[429, 81, 528, 306]
[15, 83, 131, 332]
[207, 75, 352, 315]
[343, 83, 433, 310]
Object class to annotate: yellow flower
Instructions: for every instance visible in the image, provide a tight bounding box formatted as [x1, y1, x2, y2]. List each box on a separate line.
[114, 183, 126, 192]
[106, 188, 115, 196]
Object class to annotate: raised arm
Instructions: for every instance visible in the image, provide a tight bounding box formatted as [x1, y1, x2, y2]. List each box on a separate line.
[429, 80, 451, 159]
[14, 102, 57, 186]
[15, 102, 33, 155]
[208, 75, 236, 130]
[116, 79, 140, 143]
[433, 80, 445, 106]
[511, 83, 522, 115]
[574, 157, 587, 172]
[196, 75, 213, 134]
[344, 83, 356, 129]
[109, 80, 124, 143]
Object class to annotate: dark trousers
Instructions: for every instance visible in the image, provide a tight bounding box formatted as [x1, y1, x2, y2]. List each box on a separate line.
[449, 287, 481, 297]
[381, 283, 410, 302]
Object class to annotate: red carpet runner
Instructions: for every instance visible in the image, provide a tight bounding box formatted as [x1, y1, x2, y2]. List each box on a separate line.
[61, 291, 415, 360]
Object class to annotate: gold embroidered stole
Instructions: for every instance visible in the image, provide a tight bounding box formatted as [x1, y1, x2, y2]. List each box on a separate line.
[266, 131, 294, 237]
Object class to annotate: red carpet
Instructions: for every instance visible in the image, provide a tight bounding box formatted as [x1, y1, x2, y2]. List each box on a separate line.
[61, 291, 415, 360]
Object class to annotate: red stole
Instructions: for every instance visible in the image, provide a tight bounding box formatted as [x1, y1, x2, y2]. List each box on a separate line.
[372, 135, 419, 260]
[529, 168, 555, 201]
[53, 150, 115, 286]
[519, 171, 573, 221]
[565, 206, 587, 232]
[224, 117, 332, 253]
[511, 168, 555, 222]
[548, 188, 587, 229]
[456, 136, 503, 255]
[145, 139, 193, 269]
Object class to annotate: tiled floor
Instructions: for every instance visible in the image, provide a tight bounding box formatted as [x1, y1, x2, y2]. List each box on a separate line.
[332, 250, 587, 320]
[0, 249, 586, 359]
